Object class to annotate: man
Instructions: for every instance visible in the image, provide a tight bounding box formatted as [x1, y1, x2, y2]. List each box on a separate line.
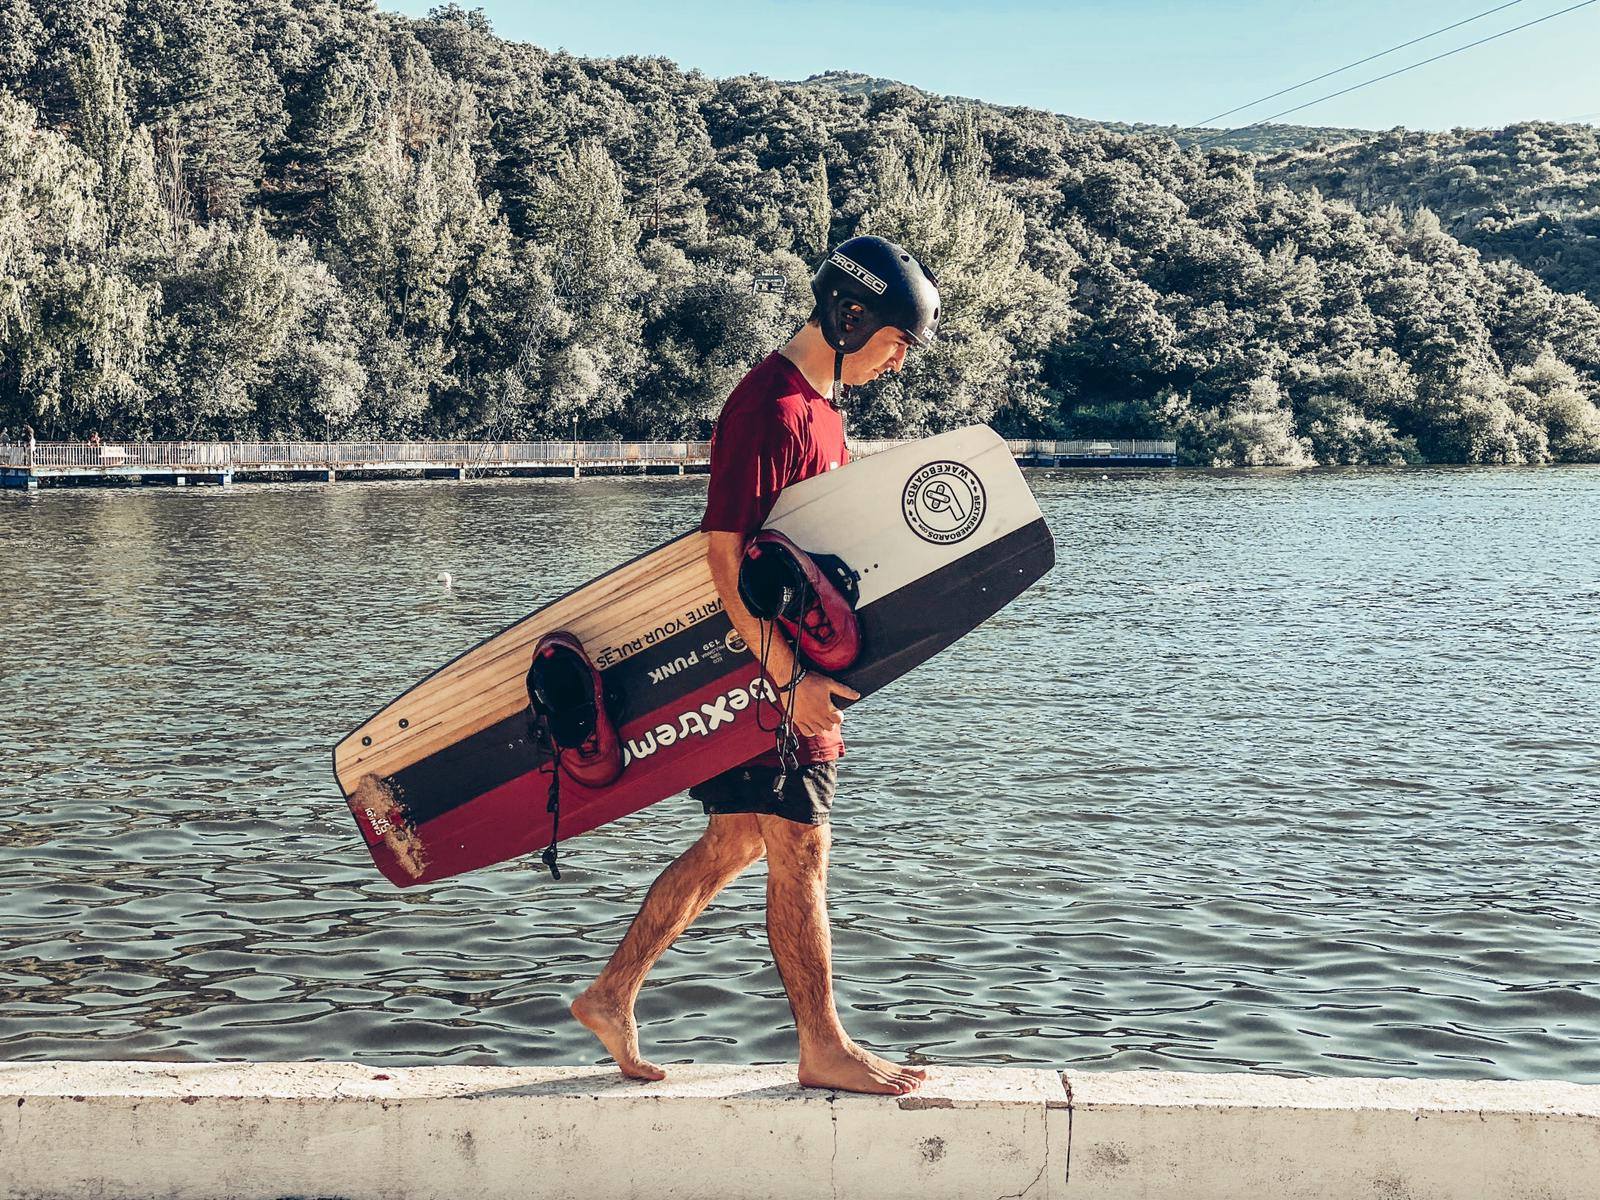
[572, 236, 941, 1096]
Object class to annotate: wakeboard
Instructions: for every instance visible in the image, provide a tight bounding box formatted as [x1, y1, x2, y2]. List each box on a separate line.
[332, 424, 1054, 887]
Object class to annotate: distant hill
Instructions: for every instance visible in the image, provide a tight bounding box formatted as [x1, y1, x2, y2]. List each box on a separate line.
[799, 72, 1600, 301]
[796, 69, 905, 97]
[1258, 122, 1600, 301]
[794, 70, 1372, 155]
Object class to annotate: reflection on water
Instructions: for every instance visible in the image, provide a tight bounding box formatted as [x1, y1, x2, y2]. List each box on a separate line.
[2, 467, 1598, 1079]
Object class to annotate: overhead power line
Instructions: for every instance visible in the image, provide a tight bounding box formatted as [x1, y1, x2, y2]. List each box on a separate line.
[1193, 0, 1526, 128]
[1197, 0, 1600, 146]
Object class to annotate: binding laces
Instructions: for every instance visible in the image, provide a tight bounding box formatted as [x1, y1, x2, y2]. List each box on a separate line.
[530, 712, 563, 881]
[751, 571, 813, 795]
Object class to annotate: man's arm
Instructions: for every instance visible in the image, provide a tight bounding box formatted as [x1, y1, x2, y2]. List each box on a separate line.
[706, 531, 859, 739]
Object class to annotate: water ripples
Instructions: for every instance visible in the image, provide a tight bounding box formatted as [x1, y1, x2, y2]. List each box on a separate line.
[2, 467, 1598, 1080]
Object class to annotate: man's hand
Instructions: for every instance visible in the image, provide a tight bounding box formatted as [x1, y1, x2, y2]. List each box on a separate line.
[786, 673, 861, 738]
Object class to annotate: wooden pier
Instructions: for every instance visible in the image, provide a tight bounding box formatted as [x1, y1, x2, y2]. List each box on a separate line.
[0, 437, 1177, 489]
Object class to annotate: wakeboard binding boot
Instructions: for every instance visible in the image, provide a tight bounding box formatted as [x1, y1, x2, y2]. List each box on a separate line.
[526, 631, 624, 789]
[525, 631, 623, 879]
[738, 530, 862, 674]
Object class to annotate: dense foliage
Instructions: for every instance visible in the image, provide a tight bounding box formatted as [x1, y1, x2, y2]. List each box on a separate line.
[800, 72, 1369, 155]
[1261, 123, 1600, 304]
[2, 0, 1597, 464]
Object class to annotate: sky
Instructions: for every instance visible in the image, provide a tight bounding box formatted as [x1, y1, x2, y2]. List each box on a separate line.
[377, 0, 1600, 131]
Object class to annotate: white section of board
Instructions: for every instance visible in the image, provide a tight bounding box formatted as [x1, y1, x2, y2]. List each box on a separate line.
[766, 425, 1044, 607]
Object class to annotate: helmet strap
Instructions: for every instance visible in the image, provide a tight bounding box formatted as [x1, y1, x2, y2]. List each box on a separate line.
[832, 350, 844, 404]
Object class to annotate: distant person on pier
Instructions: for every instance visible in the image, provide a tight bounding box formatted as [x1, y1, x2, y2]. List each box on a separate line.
[571, 236, 941, 1096]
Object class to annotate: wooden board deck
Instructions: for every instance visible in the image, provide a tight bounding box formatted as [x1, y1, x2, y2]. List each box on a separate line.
[333, 532, 716, 792]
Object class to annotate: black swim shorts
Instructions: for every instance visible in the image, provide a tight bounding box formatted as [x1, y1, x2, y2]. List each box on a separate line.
[690, 761, 837, 826]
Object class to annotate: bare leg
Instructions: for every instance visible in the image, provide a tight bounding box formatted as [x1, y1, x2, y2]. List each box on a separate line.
[573, 813, 765, 1080]
[758, 814, 927, 1095]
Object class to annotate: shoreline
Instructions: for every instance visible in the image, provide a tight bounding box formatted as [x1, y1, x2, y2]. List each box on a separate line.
[3, 1060, 1596, 1198]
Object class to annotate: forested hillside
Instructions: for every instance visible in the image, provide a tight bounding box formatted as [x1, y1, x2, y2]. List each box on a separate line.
[798, 71, 1370, 154]
[2, 0, 1598, 465]
[1261, 123, 1600, 303]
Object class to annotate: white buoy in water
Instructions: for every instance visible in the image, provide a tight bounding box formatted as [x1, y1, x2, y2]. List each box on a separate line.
[438, 571, 453, 590]
[1102, 474, 1110, 481]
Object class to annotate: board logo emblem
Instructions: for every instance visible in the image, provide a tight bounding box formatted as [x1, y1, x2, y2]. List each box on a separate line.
[902, 461, 986, 545]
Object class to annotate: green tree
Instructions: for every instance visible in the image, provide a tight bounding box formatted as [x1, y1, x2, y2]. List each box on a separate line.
[3, 1, 1599, 458]
[0, 94, 155, 436]
[327, 96, 515, 432]
[524, 139, 647, 427]
[0, 0, 45, 86]
[802, 151, 832, 259]
[855, 108, 1068, 433]
[146, 216, 296, 436]
[633, 241, 810, 435]
[1508, 352, 1600, 461]
[123, 0, 283, 221]
[624, 99, 706, 242]
[1178, 375, 1316, 467]
[68, 29, 162, 260]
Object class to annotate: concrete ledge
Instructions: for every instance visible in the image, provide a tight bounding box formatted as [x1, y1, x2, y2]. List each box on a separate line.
[1069, 1070, 1600, 1200]
[0, 1061, 1064, 1200]
[1, 1062, 1597, 1200]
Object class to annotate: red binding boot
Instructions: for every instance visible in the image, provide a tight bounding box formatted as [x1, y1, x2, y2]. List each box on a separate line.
[738, 530, 862, 673]
[526, 631, 624, 788]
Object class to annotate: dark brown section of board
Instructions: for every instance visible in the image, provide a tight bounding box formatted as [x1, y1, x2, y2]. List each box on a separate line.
[838, 516, 1057, 698]
[381, 609, 747, 827]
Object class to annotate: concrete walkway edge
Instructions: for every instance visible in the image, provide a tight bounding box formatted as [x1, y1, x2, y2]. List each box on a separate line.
[1, 1061, 1596, 1199]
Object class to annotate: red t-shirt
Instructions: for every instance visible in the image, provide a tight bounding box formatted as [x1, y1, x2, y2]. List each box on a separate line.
[701, 351, 849, 766]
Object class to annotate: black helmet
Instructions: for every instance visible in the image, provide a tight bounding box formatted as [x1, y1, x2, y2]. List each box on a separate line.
[810, 236, 940, 355]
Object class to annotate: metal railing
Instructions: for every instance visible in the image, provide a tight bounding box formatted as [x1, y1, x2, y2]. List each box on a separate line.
[1033, 439, 1178, 456]
[5, 437, 1178, 473]
[225, 441, 715, 467]
[854, 438, 1177, 459]
[6, 441, 716, 470]
[14, 442, 232, 469]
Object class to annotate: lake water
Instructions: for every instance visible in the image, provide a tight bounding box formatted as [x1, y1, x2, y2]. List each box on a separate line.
[2, 466, 1597, 1081]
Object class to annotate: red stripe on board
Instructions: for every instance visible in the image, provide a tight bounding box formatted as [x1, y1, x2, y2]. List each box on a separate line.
[361, 671, 784, 886]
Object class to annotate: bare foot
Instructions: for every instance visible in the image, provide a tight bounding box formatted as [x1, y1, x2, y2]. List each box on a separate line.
[571, 987, 666, 1081]
[798, 1041, 928, 1095]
